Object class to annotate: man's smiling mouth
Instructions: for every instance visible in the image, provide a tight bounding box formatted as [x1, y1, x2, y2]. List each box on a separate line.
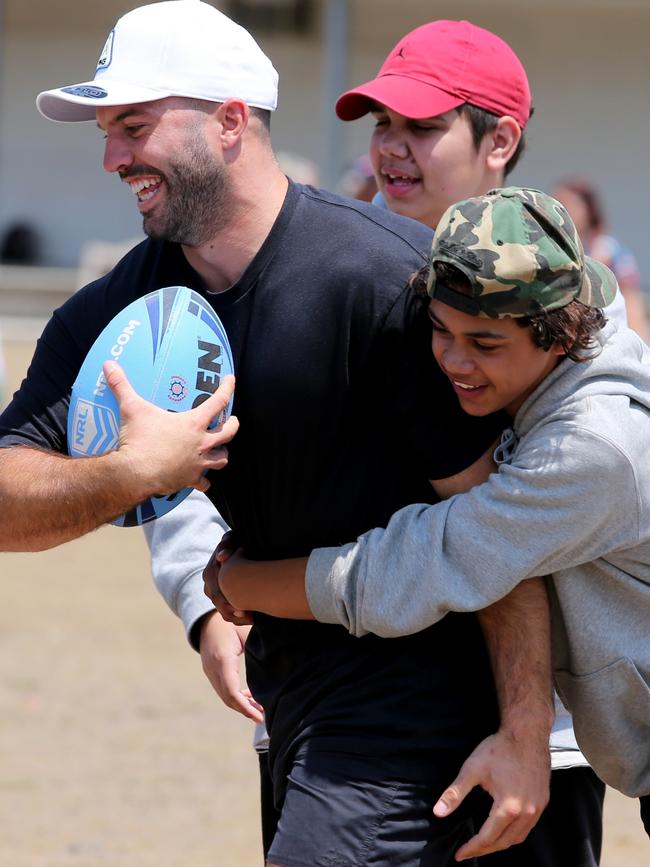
[125, 175, 162, 203]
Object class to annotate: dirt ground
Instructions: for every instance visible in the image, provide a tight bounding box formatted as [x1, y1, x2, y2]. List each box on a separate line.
[1, 336, 648, 867]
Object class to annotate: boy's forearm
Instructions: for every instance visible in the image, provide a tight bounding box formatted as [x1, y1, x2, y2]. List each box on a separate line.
[219, 555, 313, 619]
[477, 576, 555, 739]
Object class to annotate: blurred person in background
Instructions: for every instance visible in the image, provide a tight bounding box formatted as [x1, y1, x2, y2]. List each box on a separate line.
[0, 222, 40, 408]
[554, 178, 648, 341]
[0, 223, 40, 265]
[338, 153, 378, 202]
[276, 150, 320, 186]
[0, 328, 5, 408]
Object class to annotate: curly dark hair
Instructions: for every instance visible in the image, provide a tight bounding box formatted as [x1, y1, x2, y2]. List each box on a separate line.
[410, 261, 606, 361]
[516, 301, 606, 360]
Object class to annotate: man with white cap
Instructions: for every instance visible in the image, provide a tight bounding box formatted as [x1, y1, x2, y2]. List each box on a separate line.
[1, 3, 555, 863]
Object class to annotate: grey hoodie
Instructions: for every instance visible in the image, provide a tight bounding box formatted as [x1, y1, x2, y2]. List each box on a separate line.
[306, 321, 650, 797]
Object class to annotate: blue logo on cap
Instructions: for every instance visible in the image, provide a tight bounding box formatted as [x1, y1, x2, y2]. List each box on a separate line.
[62, 85, 108, 100]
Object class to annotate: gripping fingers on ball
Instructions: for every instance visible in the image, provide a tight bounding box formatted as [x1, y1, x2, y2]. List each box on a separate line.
[195, 375, 236, 426]
[208, 415, 239, 444]
[204, 446, 230, 471]
[194, 475, 211, 493]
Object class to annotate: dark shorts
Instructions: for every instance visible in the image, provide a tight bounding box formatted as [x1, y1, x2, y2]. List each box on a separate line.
[266, 749, 486, 867]
[479, 766, 605, 867]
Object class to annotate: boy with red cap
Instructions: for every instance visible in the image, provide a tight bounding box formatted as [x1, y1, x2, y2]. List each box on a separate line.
[335, 19, 532, 231]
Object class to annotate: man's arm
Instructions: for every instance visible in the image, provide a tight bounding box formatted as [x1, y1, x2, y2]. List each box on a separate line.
[0, 365, 237, 551]
[0, 443, 149, 550]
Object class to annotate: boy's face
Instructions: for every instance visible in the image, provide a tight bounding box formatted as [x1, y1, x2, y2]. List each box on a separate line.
[429, 299, 564, 418]
[369, 104, 493, 229]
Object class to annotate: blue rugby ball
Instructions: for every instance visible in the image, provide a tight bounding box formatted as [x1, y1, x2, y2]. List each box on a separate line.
[67, 285, 234, 527]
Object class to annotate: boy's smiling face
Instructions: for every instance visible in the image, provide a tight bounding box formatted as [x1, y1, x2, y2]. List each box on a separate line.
[368, 104, 495, 230]
[429, 299, 565, 418]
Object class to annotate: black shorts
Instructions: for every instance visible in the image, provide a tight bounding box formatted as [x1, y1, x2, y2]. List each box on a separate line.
[478, 766, 605, 867]
[266, 749, 486, 867]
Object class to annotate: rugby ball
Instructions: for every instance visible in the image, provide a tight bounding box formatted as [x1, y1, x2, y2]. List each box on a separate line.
[67, 285, 234, 527]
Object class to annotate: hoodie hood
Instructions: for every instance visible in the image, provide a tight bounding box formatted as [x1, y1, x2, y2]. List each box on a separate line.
[514, 320, 650, 438]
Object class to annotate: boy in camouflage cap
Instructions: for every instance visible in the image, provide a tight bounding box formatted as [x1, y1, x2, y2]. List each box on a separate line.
[429, 187, 616, 318]
[216, 187, 650, 836]
[422, 186, 617, 417]
[300, 186, 650, 833]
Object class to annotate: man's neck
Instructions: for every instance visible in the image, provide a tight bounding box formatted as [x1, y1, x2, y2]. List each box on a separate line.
[182, 169, 289, 294]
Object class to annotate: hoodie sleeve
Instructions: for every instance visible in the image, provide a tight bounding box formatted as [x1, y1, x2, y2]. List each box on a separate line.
[143, 489, 229, 647]
[306, 421, 639, 638]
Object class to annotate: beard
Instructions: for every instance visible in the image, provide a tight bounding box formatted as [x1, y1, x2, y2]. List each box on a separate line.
[139, 128, 232, 247]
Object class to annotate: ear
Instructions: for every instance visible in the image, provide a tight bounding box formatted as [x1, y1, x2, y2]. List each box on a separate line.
[215, 98, 250, 151]
[485, 115, 521, 174]
[550, 341, 567, 358]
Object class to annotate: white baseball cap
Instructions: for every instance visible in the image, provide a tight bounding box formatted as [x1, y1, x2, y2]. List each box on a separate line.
[36, 0, 279, 122]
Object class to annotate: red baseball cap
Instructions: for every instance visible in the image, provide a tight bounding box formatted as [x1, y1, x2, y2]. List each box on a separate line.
[336, 20, 531, 129]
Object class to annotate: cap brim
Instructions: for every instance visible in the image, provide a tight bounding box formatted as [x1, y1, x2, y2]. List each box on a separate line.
[580, 256, 618, 309]
[336, 74, 465, 121]
[36, 81, 173, 122]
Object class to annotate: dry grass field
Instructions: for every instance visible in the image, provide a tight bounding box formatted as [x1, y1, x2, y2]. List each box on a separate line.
[1, 334, 648, 867]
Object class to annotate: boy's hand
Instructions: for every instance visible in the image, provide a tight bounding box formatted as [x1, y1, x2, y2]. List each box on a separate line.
[204, 550, 314, 621]
[215, 529, 238, 561]
[434, 729, 550, 861]
[204, 544, 254, 625]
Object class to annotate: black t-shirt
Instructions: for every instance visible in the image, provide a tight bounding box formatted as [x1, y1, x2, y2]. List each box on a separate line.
[1, 182, 500, 795]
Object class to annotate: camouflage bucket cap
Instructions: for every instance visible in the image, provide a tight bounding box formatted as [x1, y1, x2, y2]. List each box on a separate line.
[427, 187, 618, 318]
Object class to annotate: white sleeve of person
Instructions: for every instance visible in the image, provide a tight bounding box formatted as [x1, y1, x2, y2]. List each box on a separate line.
[143, 489, 229, 642]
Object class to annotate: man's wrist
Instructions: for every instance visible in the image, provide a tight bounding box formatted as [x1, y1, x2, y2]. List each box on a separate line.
[102, 448, 154, 505]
